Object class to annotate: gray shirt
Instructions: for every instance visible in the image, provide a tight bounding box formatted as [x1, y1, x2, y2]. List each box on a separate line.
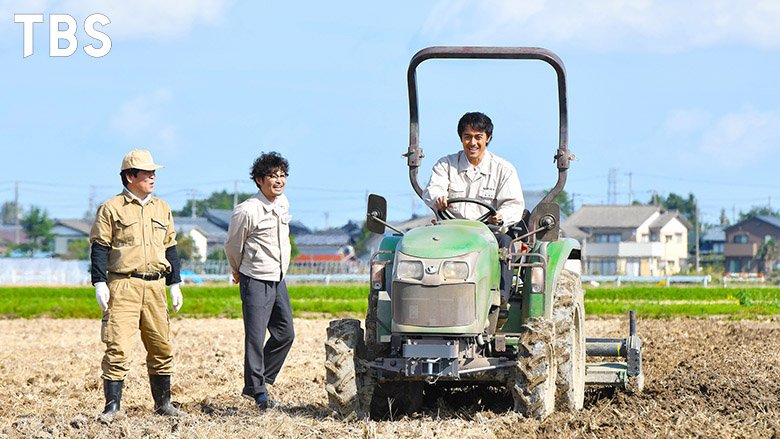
[224, 191, 291, 282]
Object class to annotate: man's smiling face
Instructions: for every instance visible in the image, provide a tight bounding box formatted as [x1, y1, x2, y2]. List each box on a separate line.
[257, 168, 287, 201]
[460, 125, 490, 166]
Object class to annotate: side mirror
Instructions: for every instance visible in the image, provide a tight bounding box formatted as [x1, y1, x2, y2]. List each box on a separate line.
[366, 194, 388, 234]
[530, 202, 560, 241]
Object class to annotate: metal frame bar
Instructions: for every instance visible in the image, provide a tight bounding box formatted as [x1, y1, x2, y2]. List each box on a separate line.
[404, 46, 570, 208]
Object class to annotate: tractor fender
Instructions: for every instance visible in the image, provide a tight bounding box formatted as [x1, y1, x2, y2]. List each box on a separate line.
[542, 237, 582, 318]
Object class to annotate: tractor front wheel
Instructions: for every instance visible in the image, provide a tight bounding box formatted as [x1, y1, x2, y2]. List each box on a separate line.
[511, 318, 557, 420]
[325, 319, 374, 417]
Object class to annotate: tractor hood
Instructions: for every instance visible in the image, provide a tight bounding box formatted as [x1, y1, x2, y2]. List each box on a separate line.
[397, 219, 497, 259]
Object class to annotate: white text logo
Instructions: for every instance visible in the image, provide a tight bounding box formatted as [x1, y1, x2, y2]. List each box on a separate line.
[14, 13, 112, 58]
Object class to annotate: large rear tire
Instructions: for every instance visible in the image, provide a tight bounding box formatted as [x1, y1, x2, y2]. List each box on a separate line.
[325, 319, 373, 417]
[511, 318, 556, 420]
[553, 268, 586, 411]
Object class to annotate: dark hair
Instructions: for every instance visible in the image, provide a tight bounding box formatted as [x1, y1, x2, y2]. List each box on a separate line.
[250, 152, 289, 189]
[120, 169, 141, 188]
[457, 112, 493, 139]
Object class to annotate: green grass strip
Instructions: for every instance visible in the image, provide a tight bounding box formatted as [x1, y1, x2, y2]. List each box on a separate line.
[585, 301, 780, 317]
[584, 286, 780, 302]
[0, 285, 370, 319]
[1, 285, 778, 319]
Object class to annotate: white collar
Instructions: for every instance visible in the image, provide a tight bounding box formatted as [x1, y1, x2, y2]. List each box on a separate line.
[124, 188, 152, 206]
[254, 190, 281, 212]
[457, 150, 492, 175]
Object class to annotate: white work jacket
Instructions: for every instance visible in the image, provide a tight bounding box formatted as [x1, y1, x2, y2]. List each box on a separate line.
[224, 191, 291, 282]
[422, 150, 525, 225]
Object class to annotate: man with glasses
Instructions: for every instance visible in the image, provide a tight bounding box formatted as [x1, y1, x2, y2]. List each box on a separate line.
[89, 149, 184, 420]
[224, 151, 295, 411]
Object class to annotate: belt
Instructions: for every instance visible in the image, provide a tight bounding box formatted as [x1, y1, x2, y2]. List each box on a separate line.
[111, 272, 165, 281]
[131, 272, 164, 281]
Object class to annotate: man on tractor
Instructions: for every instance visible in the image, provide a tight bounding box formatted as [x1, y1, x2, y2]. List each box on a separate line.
[422, 111, 525, 304]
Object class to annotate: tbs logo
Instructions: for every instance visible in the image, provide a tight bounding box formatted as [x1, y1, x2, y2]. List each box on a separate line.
[14, 13, 111, 58]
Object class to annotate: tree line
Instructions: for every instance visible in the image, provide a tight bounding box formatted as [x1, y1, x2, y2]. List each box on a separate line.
[3, 190, 779, 261]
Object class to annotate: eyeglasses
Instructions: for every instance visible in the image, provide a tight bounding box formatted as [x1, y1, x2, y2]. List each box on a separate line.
[265, 173, 288, 180]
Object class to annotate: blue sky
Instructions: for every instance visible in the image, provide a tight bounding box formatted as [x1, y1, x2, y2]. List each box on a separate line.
[2, 1, 779, 230]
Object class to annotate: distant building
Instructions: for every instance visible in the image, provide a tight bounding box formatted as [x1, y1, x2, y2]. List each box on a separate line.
[293, 220, 360, 262]
[562, 205, 692, 276]
[700, 225, 726, 268]
[174, 210, 230, 261]
[723, 215, 780, 273]
[0, 225, 28, 255]
[51, 219, 92, 257]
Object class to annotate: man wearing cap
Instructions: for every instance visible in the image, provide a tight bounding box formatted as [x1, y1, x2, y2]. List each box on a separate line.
[89, 149, 184, 420]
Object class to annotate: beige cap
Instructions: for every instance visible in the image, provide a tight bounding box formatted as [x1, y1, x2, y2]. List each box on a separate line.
[120, 149, 164, 171]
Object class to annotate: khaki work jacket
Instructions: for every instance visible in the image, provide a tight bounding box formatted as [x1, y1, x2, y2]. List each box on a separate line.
[89, 192, 177, 276]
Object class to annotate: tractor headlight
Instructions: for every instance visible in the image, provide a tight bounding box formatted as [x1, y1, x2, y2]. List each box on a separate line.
[442, 261, 469, 280]
[397, 261, 424, 280]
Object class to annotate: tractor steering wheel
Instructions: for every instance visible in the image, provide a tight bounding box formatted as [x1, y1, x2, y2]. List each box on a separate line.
[436, 197, 498, 224]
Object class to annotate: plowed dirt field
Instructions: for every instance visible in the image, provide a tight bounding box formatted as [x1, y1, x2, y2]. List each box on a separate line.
[1, 317, 778, 438]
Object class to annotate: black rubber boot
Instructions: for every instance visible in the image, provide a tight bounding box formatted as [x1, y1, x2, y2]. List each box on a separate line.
[149, 375, 184, 417]
[101, 380, 123, 420]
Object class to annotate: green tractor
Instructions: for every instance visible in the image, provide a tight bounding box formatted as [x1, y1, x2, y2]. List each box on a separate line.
[325, 46, 644, 420]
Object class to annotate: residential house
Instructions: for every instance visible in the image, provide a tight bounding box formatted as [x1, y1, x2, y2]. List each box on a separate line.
[174, 214, 229, 261]
[723, 215, 780, 273]
[293, 220, 360, 262]
[700, 225, 726, 268]
[0, 225, 28, 255]
[168, 222, 210, 262]
[562, 205, 692, 276]
[51, 219, 92, 257]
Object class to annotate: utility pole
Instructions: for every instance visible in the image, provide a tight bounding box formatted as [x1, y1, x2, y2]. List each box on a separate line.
[695, 201, 700, 272]
[571, 193, 578, 212]
[324, 211, 330, 229]
[14, 181, 20, 244]
[87, 185, 96, 219]
[626, 172, 633, 204]
[190, 189, 197, 218]
[233, 180, 239, 208]
[607, 168, 617, 204]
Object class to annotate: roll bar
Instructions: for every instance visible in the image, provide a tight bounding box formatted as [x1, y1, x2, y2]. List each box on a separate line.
[404, 46, 572, 207]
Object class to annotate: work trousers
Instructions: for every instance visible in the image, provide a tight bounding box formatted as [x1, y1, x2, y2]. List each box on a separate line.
[239, 273, 295, 397]
[101, 275, 172, 381]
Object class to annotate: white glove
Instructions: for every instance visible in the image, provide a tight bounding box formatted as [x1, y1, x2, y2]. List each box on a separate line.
[95, 282, 110, 312]
[170, 283, 183, 313]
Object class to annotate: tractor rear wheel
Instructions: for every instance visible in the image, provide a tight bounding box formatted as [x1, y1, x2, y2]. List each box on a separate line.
[553, 268, 586, 411]
[325, 319, 373, 417]
[511, 318, 556, 420]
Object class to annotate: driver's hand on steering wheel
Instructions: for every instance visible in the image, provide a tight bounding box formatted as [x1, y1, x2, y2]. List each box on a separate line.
[435, 195, 449, 211]
[488, 212, 503, 225]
